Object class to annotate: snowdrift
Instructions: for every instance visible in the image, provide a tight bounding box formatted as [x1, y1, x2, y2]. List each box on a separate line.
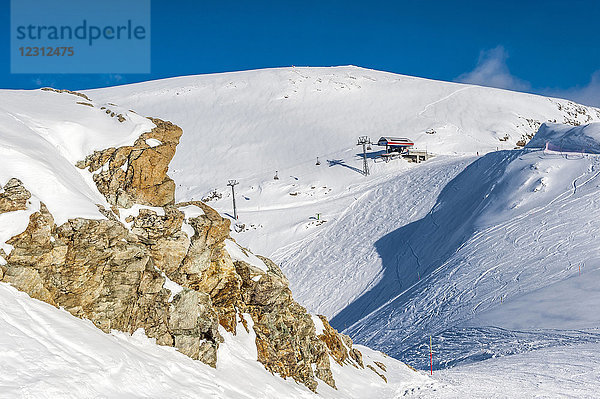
[526, 122, 600, 154]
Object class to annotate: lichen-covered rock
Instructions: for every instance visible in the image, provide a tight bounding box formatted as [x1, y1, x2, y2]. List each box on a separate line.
[169, 289, 221, 366]
[125, 199, 349, 391]
[234, 257, 336, 390]
[122, 201, 240, 333]
[316, 315, 364, 368]
[1, 202, 222, 366]
[0, 178, 31, 214]
[76, 118, 182, 208]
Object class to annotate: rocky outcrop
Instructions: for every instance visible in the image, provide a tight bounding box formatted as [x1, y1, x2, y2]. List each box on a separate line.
[235, 256, 337, 390]
[127, 201, 342, 390]
[1, 202, 222, 366]
[0, 178, 31, 214]
[76, 118, 182, 208]
[1, 117, 374, 392]
[316, 315, 364, 368]
[41, 87, 91, 101]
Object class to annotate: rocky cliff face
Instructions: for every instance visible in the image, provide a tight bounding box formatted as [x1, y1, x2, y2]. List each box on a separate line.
[0, 178, 31, 213]
[0, 117, 371, 392]
[76, 118, 182, 208]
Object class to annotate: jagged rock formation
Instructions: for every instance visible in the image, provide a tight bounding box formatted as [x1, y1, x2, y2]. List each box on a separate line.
[2, 198, 222, 366]
[316, 315, 364, 368]
[0, 178, 31, 214]
[0, 117, 369, 392]
[76, 118, 182, 208]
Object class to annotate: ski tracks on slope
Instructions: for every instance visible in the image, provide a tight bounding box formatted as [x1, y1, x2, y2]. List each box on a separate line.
[347, 152, 600, 368]
[277, 156, 474, 318]
[417, 87, 474, 117]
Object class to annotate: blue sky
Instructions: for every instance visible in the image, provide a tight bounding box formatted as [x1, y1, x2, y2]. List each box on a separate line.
[2, 0, 600, 105]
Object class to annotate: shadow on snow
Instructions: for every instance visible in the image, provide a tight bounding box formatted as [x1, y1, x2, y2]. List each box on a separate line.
[330, 151, 523, 335]
[327, 159, 364, 175]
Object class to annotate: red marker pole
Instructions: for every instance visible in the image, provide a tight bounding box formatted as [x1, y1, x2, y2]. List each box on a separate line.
[429, 335, 433, 375]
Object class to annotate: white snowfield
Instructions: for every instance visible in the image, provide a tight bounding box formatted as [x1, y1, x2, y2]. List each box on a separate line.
[0, 283, 431, 399]
[2, 67, 600, 397]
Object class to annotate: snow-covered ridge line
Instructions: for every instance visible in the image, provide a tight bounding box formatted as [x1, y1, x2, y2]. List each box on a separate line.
[86, 66, 600, 204]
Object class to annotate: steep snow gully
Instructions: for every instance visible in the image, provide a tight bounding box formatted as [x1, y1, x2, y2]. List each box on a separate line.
[332, 146, 600, 370]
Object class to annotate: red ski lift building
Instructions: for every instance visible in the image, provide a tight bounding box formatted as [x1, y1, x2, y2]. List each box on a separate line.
[377, 137, 414, 153]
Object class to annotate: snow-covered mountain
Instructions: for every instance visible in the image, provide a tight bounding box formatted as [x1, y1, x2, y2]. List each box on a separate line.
[340, 127, 600, 368]
[89, 67, 600, 394]
[0, 86, 429, 398]
[88, 66, 599, 204]
[3, 66, 600, 397]
[87, 67, 600, 396]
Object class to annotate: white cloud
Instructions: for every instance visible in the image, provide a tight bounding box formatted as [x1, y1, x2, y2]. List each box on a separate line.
[456, 45, 530, 91]
[31, 77, 56, 88]
[544, 71, 600, 108]
[457, 46, 600, 108]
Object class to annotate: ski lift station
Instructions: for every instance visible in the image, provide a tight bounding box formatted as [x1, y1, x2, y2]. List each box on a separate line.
[377, 137, 414, 152]
[376, 136, 431, 163]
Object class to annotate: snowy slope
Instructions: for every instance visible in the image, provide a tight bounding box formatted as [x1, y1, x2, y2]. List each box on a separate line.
[87, 66, 600, 225]
[0, 89, 154, 225]
[0, 86, 431, 398]
[85, 69, 600, 379]
[420, 341, 600, 399]
[323, 124, 600, 373]
[273, 155, 475, 319]
[0, 283, 430, 399]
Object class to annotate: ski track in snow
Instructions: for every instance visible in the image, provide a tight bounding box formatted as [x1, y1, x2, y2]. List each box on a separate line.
[339, 149, 600, 372]
[275, 155, 475, 320]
